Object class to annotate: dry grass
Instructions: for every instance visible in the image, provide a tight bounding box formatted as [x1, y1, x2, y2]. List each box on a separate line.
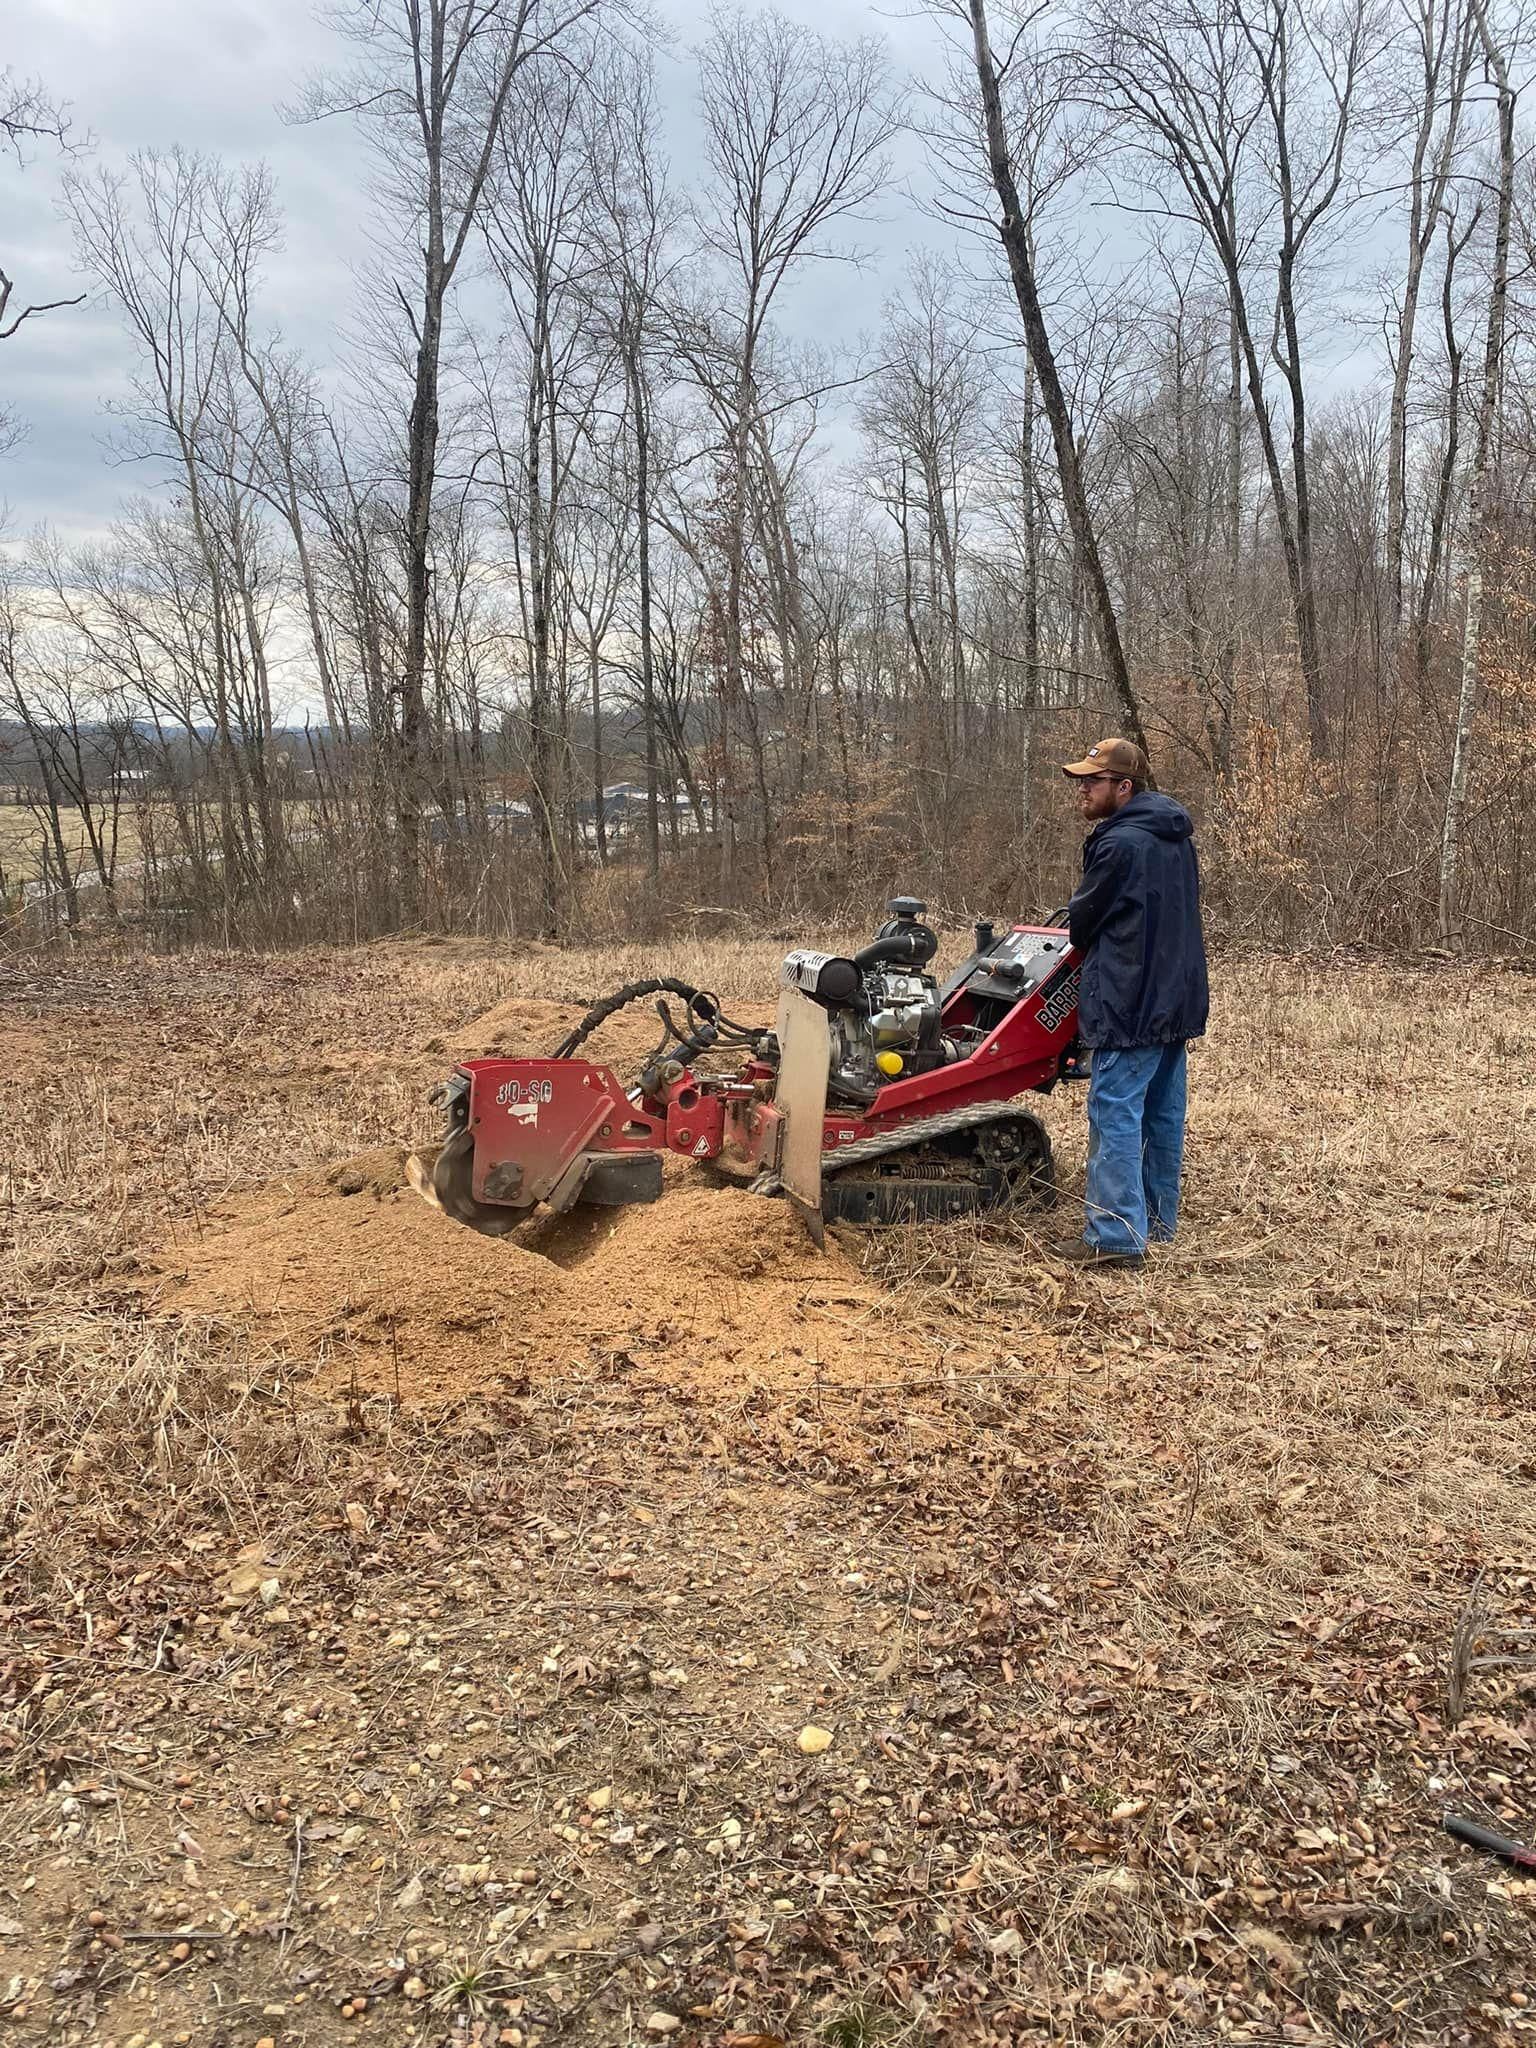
[870, 957, 1536, 1586]
[1, 936, 1534, 2047]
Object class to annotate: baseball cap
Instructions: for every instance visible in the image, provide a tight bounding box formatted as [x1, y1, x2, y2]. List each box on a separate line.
[1061, 737, 1151, 781]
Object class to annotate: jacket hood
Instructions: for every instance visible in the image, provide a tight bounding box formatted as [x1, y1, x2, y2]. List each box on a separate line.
[1093, 791, 1195, 843]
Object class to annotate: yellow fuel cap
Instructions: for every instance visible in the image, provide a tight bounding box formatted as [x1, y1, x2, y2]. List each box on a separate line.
[875, 1051, 904, 1077]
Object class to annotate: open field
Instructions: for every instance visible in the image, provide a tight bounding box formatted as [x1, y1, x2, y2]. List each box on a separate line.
[2, 935, 1534, 2047]
[0, 801, 328, 894]
[0, 802, 144, 888]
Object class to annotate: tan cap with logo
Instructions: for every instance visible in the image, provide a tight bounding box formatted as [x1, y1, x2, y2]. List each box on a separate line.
[1061, 736, 1151, 781]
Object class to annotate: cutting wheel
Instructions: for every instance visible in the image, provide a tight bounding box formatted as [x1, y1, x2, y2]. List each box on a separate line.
[429, 1125, 532, 1237]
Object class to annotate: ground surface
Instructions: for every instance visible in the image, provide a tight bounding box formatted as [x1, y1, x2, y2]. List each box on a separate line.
[1, 934, 1534, 2048]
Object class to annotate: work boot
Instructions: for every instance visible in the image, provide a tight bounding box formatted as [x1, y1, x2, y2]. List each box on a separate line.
[1054, 1240, 1145, 1273]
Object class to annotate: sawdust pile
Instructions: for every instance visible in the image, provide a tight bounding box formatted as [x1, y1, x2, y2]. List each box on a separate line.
[450, 995, 668, 1075]
[144, 1143, 896, 1402]
[448, 994, 772, 1082]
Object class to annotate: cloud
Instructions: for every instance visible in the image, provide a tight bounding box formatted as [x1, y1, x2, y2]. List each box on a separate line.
[2, 0, 957, 538]
[3, 0, 369, 532]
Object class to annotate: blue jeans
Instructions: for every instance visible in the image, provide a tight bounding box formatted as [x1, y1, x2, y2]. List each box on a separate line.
[1083, 1044, 1188, 1255]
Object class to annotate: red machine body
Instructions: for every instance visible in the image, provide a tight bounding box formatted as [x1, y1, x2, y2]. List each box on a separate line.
[428, 917, 1084, 1231]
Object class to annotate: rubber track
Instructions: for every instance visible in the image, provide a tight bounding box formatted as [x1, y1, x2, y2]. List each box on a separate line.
[820, 1100, 1048, 1175]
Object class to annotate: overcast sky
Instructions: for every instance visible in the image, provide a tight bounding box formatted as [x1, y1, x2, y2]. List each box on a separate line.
[3, 0, 959, 542]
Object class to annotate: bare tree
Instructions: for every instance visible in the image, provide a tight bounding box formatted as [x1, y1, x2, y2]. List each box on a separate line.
[953, 0, 1149, 756]
[1412, 199, 1479, 688]
[291, 0, 613, 908]
[1107, 269, 1246, 773]
[692, 6, 899, 886]
[1383, 0, 1474, 674]
[862, 260, 987, 795]
[0, 590, 130, 926]
[65, 153, 254, 889]
[1243, 0, 1381, 760]
[1087, 0, 1380, 759]
[477, 48, 611, 932]
[586, 46, 676, 879]
[59, 153, 317, 922]
[1439, 0, 1515, 944]
[0, 69, 86, 346]
[562, 460, 634, 864]
[11, 0, 1536, 960]
[0, 69, 87, 456]
[183, 161, 349, 738]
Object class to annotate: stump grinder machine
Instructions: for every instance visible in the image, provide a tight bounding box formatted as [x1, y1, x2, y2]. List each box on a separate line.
[412, 899, 1086, 1243]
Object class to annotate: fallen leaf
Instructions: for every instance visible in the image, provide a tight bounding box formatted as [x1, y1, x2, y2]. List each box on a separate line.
[1091, 1641, 1137, 1672]
[1238, 1925, 1306, 1978]
[1460, 1714, 1532, 1753]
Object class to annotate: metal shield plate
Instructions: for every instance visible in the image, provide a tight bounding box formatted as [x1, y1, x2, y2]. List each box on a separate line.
[773, 984, 829, 1243]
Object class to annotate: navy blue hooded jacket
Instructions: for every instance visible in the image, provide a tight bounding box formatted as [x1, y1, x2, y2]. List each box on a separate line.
[1067, 791, 1209, 1050]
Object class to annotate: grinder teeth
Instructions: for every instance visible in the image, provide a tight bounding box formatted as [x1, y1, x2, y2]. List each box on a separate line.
[404, 1149, 443, 1212]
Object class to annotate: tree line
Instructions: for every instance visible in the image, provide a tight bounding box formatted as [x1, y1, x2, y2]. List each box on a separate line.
[2, 0, 1534, 956]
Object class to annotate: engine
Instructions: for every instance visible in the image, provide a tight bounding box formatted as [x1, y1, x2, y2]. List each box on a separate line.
[781, 897, 947, 1106]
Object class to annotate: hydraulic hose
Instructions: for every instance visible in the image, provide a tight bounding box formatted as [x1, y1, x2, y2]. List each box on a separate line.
[549, 977, 756, 1062]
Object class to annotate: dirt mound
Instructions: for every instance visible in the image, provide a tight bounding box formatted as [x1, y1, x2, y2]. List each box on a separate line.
[298, 1143, 412, 1199]
[452, 996, 664, 1075]
[520, 1175, 865, 1310]
[146, 1169, 570, 1402]
[144, 1154, 897, 1403]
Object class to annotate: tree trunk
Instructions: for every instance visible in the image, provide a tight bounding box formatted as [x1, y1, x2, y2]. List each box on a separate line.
[525, 299, 561, 936]
[1439, 0, 1512, 945]
[626, 339, 661, 880]
[1021, 367, 1041, 722]
[1019, 368, 1041, 843]
[590, 632, 606, 865]
[1218, 297, 1240, 777]
[966, 0, 1147, 757]
[1387, 5, 1471, 678]
[1274, 291, 1327, 757]
[1416, 207, 1475, 694]
[722, 375, 752, 885]
[402, 280, 443, 918]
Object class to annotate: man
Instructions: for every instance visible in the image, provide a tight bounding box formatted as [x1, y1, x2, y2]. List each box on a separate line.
[1059, 737, 1208, 1270]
